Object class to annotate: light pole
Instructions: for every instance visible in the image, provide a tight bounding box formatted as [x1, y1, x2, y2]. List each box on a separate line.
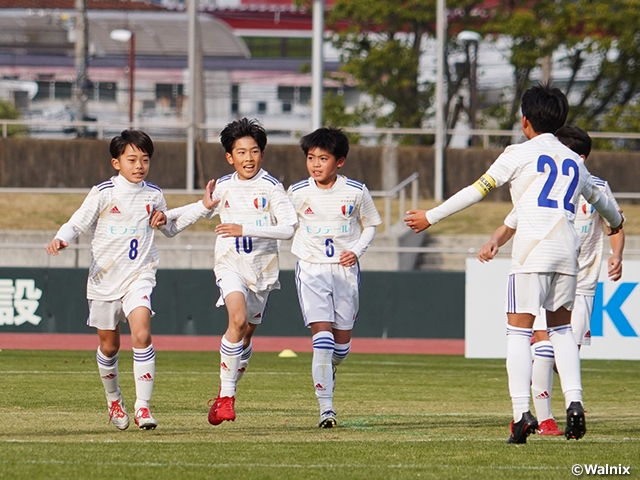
[458, 30, 481, 147]
[110, 29, 135, 127]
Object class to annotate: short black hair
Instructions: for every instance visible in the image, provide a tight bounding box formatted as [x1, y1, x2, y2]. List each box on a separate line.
[521, 83, 568, 134]
[555, 125, 592, 159]
[109, 130, 154, 158]
[219, 118, 267, 153]
[300, 127, 349, 160]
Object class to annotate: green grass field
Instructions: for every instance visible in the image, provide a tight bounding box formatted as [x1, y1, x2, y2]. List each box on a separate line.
[1, 350, 638, 479]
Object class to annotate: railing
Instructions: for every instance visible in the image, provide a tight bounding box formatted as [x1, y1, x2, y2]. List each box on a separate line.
[6, 118, 640, 147]
[370, 173, 419, 232]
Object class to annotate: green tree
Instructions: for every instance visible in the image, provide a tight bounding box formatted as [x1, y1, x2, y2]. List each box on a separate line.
[323, 0, 484, 144]
[0, 99, 22, 137]
[482, 0, 640, 140]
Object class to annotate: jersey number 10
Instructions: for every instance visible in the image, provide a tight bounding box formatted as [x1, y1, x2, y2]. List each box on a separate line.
[235, 236, 253, 254]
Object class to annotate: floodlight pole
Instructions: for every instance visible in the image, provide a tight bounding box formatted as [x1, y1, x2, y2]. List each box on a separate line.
[311, 0, 324, 131]
[186, 0, 196, 192]
[434, 0, 446, 202]
[128, 33, 135, 127]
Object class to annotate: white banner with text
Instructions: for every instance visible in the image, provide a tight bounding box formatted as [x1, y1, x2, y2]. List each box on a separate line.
[465, 258, 640, 360]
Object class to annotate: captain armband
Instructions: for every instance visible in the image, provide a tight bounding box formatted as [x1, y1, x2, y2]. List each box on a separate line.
[472, 174, 497, 197]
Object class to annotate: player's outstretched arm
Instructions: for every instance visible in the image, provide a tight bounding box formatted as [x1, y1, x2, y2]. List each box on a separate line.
[45, 238, 69, 256]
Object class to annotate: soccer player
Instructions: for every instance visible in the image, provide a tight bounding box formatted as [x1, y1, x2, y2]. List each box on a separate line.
[404, 83, 623, 443]
[45, 130, 217, 431]
[287, 127, 382, 427]
[477, 125, 625, 437]
[161, 118, 297, 426]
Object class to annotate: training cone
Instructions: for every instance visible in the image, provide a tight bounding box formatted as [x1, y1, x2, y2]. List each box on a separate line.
[278, 349, 297, 358]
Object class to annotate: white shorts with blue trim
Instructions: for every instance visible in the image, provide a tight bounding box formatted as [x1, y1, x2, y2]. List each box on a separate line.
[87, 279, 155, 331]
[215, 270, 270, 325]
[505, 272, 576, 316]
[295, 260, 360, 330]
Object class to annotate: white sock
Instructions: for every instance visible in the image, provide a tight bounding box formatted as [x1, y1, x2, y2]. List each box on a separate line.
[312, 332, 335, 413]
[133, 344, 155, 411]
[332, 341, 351, 367]
[506, 325, 533, 422]
[96, 347, 120, 404]
[548, 325, 583, 407]
[219, 336, 243, 398]
[236, 343, 253, 383]
[531, 340, 555, 421]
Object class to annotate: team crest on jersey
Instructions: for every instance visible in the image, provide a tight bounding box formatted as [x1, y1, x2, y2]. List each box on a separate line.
[341, 203, 355, 217]
[581, 203, 594, 215]
[254, 196, 268, 212]
[146, 204, 151, 215]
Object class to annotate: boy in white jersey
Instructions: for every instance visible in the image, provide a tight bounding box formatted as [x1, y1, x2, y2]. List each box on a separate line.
[477, 126, 625, 437]
[288, 127, 382, 427]
[46, 130, 217, 431]
[404, 83, 623, 443]
[158, 118, 297, 425]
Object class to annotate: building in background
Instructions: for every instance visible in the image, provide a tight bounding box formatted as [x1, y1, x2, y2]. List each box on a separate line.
[0, 0, 355, 140]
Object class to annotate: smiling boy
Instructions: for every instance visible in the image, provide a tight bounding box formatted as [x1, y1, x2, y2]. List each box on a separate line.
[287, 127, 381, 427]
[46, 130, 214, 431]
[161, 118, 298, 425]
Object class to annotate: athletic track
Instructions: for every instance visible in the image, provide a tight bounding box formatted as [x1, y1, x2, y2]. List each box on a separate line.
[0, 334, 463, 355]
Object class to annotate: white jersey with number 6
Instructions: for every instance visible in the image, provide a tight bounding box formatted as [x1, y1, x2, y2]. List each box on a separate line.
[287, 175, 382, 263]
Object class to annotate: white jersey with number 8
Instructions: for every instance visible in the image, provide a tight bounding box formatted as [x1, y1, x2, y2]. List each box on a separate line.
[54, 174, 167, 301]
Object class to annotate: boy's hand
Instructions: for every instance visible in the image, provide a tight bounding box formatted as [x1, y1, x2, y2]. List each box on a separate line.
[339, 251, 357, 268]
[477, 241, 499, 263]
[46, 238, 68, 256]
[608, 255, 623, 281]
[215, 223, 243, 238]
[404, 210, 431, 232]
[203, 179, 220, 210]
[149, 210, 167, 228]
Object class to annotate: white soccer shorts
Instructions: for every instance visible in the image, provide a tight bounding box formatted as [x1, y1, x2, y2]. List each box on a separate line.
[505, 272, 576, 316]
[294, 260, 360, 330]
[87, 279, 154, 331]
[215, 270, 270, 325]
[532, 293, 592, 346]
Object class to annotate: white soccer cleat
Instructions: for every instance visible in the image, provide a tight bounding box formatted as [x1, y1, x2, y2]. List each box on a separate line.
[134, 407, 158, 430]
[108, 398, 130, 431]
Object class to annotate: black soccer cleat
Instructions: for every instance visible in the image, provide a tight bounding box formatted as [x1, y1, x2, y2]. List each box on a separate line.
[565, 401, 586, 440]
[506, 411, 538, 444]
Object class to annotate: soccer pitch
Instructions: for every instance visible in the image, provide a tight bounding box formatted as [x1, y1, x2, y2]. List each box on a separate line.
[1, 350, 638, 479]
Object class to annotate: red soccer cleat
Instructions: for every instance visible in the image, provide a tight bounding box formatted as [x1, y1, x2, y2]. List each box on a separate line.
[538, 418, 564, 436]
[216, 396, 236, 422]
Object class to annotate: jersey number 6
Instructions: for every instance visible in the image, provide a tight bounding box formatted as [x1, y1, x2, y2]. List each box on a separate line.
[537, 155, 579, 214]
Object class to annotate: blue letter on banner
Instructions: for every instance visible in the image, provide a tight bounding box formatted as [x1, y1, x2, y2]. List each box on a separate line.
[592, 282, 638, 337]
